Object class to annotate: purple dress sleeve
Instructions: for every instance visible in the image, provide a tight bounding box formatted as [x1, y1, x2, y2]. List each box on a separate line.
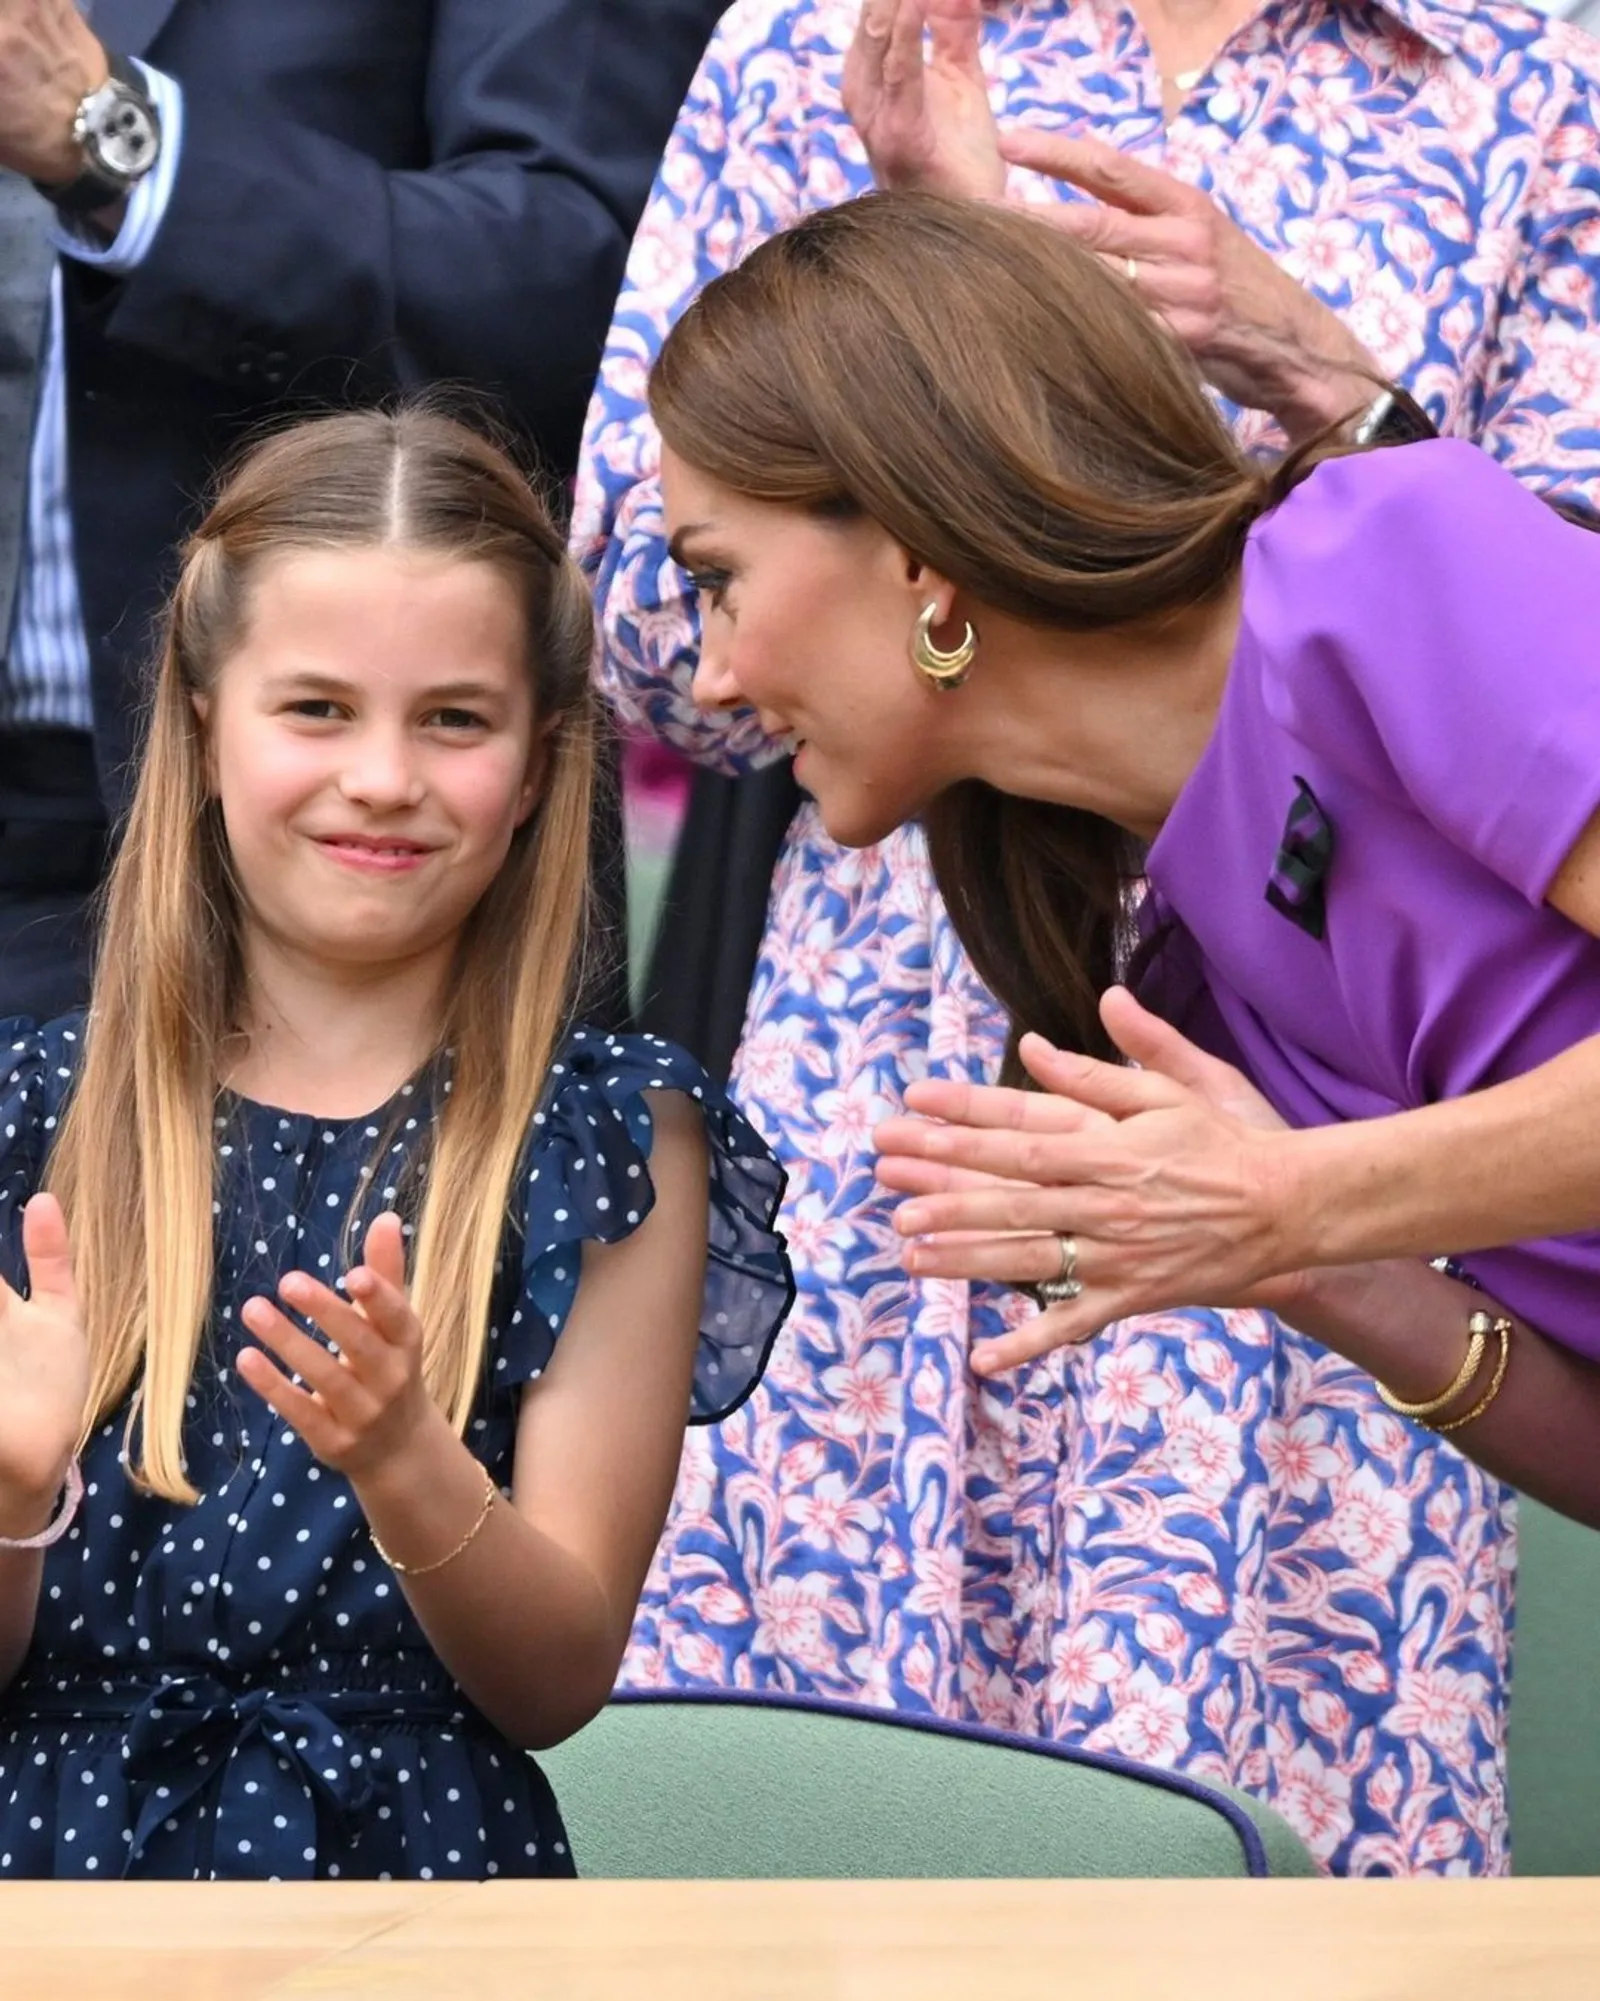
[1250, 438, 1600, 904]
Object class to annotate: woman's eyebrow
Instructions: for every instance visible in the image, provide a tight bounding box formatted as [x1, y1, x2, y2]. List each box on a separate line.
[667, 524, 715, 568]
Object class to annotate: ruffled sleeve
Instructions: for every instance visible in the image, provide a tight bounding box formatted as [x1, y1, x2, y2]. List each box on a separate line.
[491, 1026, 792, 1422]
[0, 1015, 83, 1291]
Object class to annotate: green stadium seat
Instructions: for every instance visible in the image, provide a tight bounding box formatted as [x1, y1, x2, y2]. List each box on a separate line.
[541, 1689, 1318, 1879]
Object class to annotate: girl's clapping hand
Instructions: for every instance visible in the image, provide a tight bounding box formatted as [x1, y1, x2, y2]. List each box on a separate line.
[238, 1213, 434, 1479]
[0, 1196, 90, 1530]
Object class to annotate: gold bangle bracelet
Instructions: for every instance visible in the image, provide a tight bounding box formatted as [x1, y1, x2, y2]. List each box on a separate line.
[370, 1465, 498, 1578]
[1377, 1312, 1489, 1420]
[1434, 1315, 1513, 1434]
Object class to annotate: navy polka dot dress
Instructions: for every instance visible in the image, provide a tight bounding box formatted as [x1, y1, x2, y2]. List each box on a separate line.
[0, 1017, 791, 1881]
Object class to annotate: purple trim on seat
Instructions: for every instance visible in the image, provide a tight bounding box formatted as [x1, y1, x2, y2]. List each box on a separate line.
[605, 1685, 1274, 1877]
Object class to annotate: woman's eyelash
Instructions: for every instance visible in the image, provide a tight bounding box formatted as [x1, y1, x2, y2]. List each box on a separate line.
[687, 567, 733, 605]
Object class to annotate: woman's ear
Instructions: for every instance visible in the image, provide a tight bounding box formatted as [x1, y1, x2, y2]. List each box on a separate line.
[902, 554, 959, 629]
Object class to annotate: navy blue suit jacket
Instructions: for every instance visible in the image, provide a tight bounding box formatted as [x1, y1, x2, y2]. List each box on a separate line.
[65, 0, 724, 802]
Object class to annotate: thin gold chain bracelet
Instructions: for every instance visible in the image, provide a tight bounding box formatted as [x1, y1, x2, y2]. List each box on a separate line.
[370, 1465, 498, 1578]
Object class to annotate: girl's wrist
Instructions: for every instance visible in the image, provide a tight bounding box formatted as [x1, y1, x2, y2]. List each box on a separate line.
[348, 1405, 469, 1533]
[0, 1494, 58, 1543]
[0, 1459, 81, 1547]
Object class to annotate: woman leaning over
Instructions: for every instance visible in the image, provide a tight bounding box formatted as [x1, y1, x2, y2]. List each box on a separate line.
[575, 0, 1600, 1875]
[656, 181, 1600, 1531]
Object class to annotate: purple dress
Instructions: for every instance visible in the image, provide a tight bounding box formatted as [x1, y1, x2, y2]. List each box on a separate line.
[1147, 438, 1600, 1350]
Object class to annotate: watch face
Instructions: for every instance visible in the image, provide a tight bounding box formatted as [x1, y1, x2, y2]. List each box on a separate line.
[85, 87, 160, 181]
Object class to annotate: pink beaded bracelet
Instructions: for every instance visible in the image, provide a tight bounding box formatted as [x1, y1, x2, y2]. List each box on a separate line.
[0, 1459, 84, 1551]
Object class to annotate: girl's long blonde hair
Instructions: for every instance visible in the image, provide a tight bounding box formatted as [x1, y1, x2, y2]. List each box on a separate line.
[49, 408, 600, 1502]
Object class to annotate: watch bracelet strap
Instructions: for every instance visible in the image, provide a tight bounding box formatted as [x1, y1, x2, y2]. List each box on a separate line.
[1352, 382, 1438, 449]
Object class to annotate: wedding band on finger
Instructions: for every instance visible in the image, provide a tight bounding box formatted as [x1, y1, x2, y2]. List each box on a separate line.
[1027, 1233, 1083, 1308]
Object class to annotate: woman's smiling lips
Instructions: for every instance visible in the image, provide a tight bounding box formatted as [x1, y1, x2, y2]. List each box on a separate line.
[314, 832, 440, 875]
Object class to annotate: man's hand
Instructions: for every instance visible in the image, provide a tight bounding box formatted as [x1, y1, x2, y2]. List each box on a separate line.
[0, 1, 108, 185]
[1004, 128, 1381, 442]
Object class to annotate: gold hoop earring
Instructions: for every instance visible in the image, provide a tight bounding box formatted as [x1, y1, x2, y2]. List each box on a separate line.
[911, 603, 977, 693]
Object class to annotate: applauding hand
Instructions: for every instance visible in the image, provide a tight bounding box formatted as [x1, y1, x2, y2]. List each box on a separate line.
[844, 0, 1004, 199]
[238, 1213, 435, 1481]
[0, 1195, 89, 1535]
[876, 987, 1311, 1373]
[1002, 128, 1379, 443]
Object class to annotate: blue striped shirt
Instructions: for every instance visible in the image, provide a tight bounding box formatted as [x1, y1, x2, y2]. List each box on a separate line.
[4, 60, 184, 729]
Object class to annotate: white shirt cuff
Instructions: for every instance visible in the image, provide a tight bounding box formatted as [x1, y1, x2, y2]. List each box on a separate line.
[49, 61, 185, 276]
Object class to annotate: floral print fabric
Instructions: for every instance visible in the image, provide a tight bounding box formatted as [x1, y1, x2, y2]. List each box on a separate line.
[573, 0, 1600, 1875]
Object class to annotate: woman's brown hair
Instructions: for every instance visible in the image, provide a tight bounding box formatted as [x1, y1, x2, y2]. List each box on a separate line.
[650, 193, 1348, 1075]
[50, 407, 599, 1501]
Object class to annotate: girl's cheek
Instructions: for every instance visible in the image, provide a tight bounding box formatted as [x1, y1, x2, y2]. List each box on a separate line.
[217, 748, 336, 832]
[446, 745, 537, 824]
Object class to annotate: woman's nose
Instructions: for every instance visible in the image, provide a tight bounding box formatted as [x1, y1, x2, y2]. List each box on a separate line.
[690, 638, 745, 714]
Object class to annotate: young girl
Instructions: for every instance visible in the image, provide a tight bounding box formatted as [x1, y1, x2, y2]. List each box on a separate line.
[0, 409, 790, 1882]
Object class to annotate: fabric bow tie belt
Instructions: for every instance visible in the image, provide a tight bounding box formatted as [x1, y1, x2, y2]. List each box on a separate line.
[15, 1671, 461, 1877]
[1264, 776, 1335, 941]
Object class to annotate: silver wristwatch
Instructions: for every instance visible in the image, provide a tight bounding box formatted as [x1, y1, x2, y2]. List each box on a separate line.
[1350, 384, 1438, 449]
[33, 53, 162, 216]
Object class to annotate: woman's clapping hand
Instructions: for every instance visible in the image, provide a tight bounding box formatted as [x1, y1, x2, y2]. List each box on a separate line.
[876, 988, 1315, 1373]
